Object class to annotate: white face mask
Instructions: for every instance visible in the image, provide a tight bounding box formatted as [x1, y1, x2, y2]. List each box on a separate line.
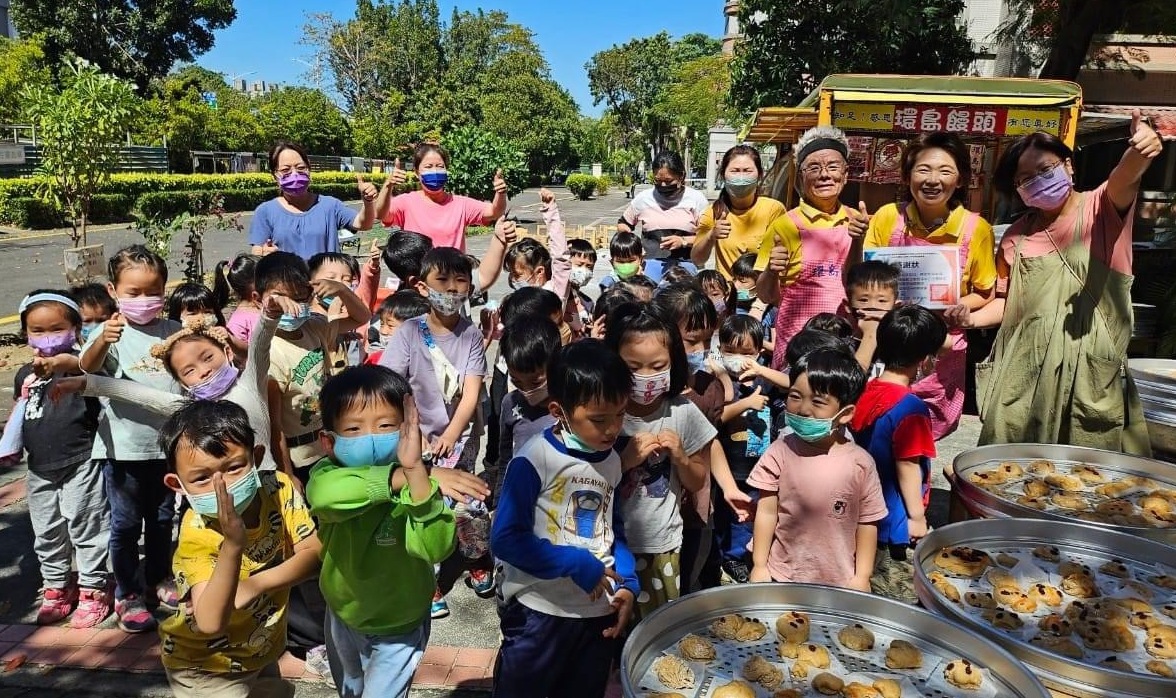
[570, 267, 593, 288]
[631, 369, 671, 406]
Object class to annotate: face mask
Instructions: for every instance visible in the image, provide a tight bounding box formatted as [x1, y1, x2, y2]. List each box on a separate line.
[712, 297, 727, 315]
[427, 288, 466, 317]
[725, 175, 759, 198]
[188, 361, 240, 401]
[686, 351, 706, 374]
[785, 408, 846, 443]
[332, 431, 400, 468]
[613, 261, 640, 280]
[559, 414, 600, 454]
[570, 267, 593, 288]
[721, 353, 750, 376]
[1017, 163, 1072, 211]
[28, 331, 76, 357]
[278, 171, 311, 195]
[277, 303, 311, 332]
[654, 183, 683, 199]
[509, 275, 536, 291]
[420, 171, 448, 192]
[319, 294, 337, 308]
[632, 369, 671, 406]
[118, 296, 164, 325]
[80, 323, 99, 343]
[185, 467, 260, 517]
[736, 288, 754, 302]
[520, 381, 548, 406]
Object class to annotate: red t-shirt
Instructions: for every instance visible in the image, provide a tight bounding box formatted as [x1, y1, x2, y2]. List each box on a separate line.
[851, 380, 936, 502]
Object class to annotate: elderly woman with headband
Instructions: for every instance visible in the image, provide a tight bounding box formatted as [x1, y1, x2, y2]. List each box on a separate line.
[754, 126, 870, 368]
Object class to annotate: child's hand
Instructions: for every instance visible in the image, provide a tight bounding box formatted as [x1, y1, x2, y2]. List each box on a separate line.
[705, 356, 724, 376]
[713, 210, 731, 240]
[264, 293, 301, 320]
[397, 396, 424, 468]
[431, 466, 490, 502]
[494, 215, 517, 246]
[234, 576, 261, 610]
[31, 356, 54, 378]
[102, 313, 125, 345]
[739, 385, 769, 413]
[603, 587, 635, 639]
[737, 361, 765, 381]
[430, 433, 458, 459]
[749, 565, 772, 583]
[767, 245, 790, 273]
[310, 278, 349, 301]
[621, 433, 660, 471]
[367, 239, 382, 267]
[539, 188, 555, 205]
[722, 486, 754, 523]
[943, 303, 972, 329]
[657, 431, 687, 467]
[589, 567, 621, 602]
[213, 473, 247, 550]
[907, 515, 928, 543]
[479, 306, 501, 343]
[587, 315, 606, 339]
[48, 375, 86, 402]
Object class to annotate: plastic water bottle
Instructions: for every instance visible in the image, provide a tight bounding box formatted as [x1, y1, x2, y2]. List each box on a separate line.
[454, 497, 490, 559]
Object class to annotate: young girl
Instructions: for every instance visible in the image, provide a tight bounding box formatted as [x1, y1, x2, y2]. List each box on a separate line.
[14, 290, 111, 628]
[167, 282, 226, 327]
[55, 294, 293, 473]
[79, 244, 184, 633]
[604, 303, 716, 615]
[697, 269, 731, 319]
[214, 253, 261, 348]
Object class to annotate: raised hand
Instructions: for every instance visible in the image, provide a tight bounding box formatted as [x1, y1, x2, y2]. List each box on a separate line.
[539, 188, 555, 205]
[310, 278, 349, 302]
[848, 201, 870, 239]
[494, 214, 517, 246]
[102, 313, 126, 345]
[493, 168, 507, 196]
[713, 210, 732, 240]
[739, 385, 769, 412]
[397, 396, 424, 468]
[264, 292, 300, 320]
[214, 472, 246, 549]
[357, 173, 378, 202]
[1129, 109, 1163, 160]
[387, 158, 407, 189]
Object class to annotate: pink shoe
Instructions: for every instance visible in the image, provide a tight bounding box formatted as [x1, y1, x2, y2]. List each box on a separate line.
[36, 585, 79, 625]
[70, 587, 113, 629]
[151, 580, 180, 611]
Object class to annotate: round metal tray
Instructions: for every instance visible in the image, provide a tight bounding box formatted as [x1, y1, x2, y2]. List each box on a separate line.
[914, 518, 1176, 698]
[953, 443, 1176, 544]
[621, 583, 1050, 697]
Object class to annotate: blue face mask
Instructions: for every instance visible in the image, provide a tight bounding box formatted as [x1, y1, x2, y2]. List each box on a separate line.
[686, 350, 706, 374]
[319, 294, 337, 308]
[559, 416, 601, 454]
[185, 467, 261, 518]
[332, 432, 401, 468]
[80, 323, 99, 343]
[785, 409, 846, 443]
[736, 288, 754, 302]
[420, 171, 448, 192]
[277, 303, 311, 332]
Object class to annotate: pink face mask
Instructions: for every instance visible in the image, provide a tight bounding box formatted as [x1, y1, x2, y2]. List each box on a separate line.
[118, 296, 164, 325]
[1017, 163, 1072, 211]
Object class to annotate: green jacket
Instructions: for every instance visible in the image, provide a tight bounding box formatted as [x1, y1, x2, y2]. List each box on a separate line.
[306, 459, 456, 636]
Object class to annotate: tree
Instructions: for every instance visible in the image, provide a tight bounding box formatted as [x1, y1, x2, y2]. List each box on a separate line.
[586, 32, 675, 155]
[442, 126, 527, 201]
[11, 0, 236, 91]
[729, 0, 976, 112]
[0, 37, 51, 123]
[656, 54, 737, 172]
[255, 87, 351, 155]
[22, 59, 140, 246]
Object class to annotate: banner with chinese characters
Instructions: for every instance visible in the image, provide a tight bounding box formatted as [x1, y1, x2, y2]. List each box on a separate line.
[863, 246, 960, 309]
[832, 103, 1064, 138]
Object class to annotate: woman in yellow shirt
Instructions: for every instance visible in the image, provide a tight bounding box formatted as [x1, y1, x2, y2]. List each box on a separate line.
[692, 145, 786, 279]
[863, 132, 997, 440]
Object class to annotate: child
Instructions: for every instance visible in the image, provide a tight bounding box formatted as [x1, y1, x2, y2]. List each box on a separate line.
[366, 290, 431, 357]
[309, 251, 369, 368]
[697, 269, 731, 318]
[306, 365, 455, 697]
[79, 244, 184, 632]
[214, 253, 261, 347]
[167, 282, 227, 327]
[566, 238, 598, 331]
[493, 317, 561, 502]
[805, 312, 854, 340]
[851, 306, 944, 604]
[491, 339, 638, 698]
[14, 290, 111, 628]
[605, 303, 716, 615]
[845, 260, 901, 376]
[587, 286, 637, 339]
[748, 348, 887, 590]
[618, 274, 657, 302]
[383, 223, 516, 317]
[599, 232, 696, 289]
[71, 283, 117, 344]
[379, 246, 489, 615]
[504, 188, 569, 296]
[659, 263, 695, 287]
[157, 400, 321, 698]
[731, 252, 778, 357]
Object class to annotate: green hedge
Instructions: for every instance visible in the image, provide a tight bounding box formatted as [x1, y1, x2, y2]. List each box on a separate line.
[566, 173, 598, 200]
[135, 183, 363, 221]
[2, 193, 135, 228]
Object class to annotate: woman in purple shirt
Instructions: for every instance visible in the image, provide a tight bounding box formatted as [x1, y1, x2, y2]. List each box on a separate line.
[249, 141, 379, 259]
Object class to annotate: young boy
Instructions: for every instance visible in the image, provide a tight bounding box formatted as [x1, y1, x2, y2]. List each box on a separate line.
[850, 306, 944, 604]
[566, 238, 598, 332]
[157, 400, 321, 698]
[731, 252, 778, 357]
[505, 188, 569, 298]
[366, 290, 431, 359]
[383, 223, 516, 317]
[308, 251, 369, 368]
[748, 348, 887, 591]
[491, 339, 638, 698]
[379, 247, 489, 615]
[599, 232, 696, 289]
[494, 317, 561, 501]
[845, 260, 901, 376]
[306, 365, 455, 697]
[72, 283, 117, 345]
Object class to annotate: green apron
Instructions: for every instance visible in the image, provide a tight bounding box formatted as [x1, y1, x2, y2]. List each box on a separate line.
[976, 194, 1151, 455]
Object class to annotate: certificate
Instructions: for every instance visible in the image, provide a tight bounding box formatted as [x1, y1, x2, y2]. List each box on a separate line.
[863, 246, 960, 309]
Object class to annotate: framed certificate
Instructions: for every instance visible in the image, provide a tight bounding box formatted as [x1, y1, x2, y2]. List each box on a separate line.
[863, 246, 960, 309]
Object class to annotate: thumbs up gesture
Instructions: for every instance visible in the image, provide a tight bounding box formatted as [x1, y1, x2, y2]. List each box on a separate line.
[492, 168, 507, 196]
[1128, 108, 1163, 160]
[103, 312, 126, 345]
[848, 200, 870, 239]
[387, 158, 406, 189]
[494, 214, 517, 246]
[356, 173, 378, 202]
[713, 209, 732, 240]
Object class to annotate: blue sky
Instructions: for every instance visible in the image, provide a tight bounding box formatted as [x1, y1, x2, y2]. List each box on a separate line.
[199, 0, 721, 115]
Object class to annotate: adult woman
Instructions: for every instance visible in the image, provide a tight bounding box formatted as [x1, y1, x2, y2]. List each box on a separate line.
[966, 112, 1162, 454]
[863, 132, 997, 440]
[374, 143, 507, 252]
[692, 145, 786, 279]
[754, 127, 869, 368]
[249, 141, 378, 258]
[619, 151, 709, 263]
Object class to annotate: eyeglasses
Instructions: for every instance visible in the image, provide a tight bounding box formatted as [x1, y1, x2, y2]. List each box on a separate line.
[1014, 161, 1064, 189]
[276, 165, 310, 176]
[800, 162, 846, 177]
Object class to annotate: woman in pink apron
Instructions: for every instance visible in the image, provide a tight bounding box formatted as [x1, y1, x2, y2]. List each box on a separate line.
[754, 127, 870, 369]
[863, 132, 998, 440]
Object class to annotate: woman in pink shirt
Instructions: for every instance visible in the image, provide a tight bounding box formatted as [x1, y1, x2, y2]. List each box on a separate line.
[374, 143, 508, 251]
[961, 112, 1163, 455]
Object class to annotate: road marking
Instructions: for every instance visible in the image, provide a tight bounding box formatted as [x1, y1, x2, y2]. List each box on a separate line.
[0, 279, 184, 328]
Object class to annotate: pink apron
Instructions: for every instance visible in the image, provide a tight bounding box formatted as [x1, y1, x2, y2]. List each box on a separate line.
[888, 208, 979, 440]
[771, 209, 852, 369]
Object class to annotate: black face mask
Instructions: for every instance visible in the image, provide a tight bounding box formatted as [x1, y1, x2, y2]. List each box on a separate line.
[655, 182, 682, 198]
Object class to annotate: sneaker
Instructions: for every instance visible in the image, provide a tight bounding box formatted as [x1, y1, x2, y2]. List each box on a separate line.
[36, 585, 79, 625]
[70, 587, 113, 629]
[151, 580, 180, 611]
[465, 568, 496, 599]
[115, 595, 157, 633]
[430, 591, 450, 619]
[721, 559, 751, 585]
[303, 645, 331, 678]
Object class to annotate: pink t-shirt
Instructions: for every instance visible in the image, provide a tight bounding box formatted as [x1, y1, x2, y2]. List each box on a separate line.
[747, 435, 887, 587]
[226, 307, 260, 345]
[381, 191, 487, 251]
[999, 182, 1133, 288]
